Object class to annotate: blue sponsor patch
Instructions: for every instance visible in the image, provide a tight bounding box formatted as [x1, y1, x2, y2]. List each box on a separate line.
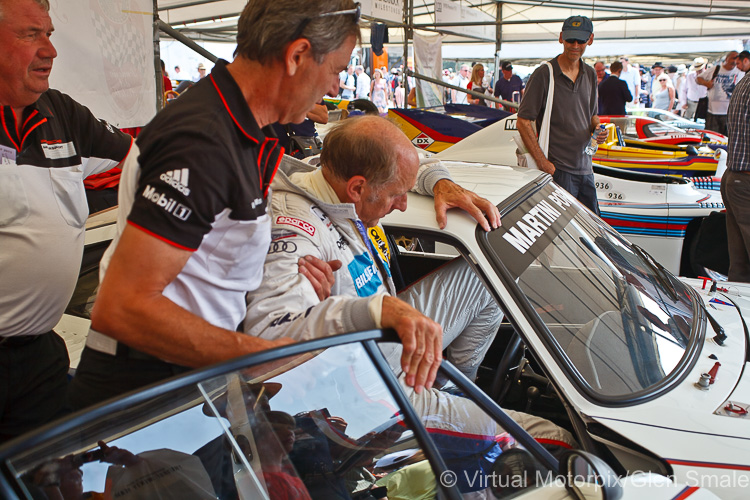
[348, 253, 382, 297]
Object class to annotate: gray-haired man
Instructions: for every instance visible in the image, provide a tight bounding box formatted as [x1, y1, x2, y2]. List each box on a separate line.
[245, 116, 575, 458]
[0, 0, 132, 439]
[67, 0, 451, 411]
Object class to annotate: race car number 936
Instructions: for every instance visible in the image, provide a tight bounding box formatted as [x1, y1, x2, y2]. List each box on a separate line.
[595, 181, 610, 190]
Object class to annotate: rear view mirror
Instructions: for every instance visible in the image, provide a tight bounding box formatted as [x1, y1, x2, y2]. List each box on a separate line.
[559, 450, 623, 500]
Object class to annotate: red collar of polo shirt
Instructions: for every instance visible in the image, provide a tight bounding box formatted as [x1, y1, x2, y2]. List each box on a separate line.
[1, 96, 52, 152]
[208, 59, 283, 197]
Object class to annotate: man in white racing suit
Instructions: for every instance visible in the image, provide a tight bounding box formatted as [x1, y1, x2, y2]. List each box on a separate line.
[245, 116, 501, 381]
[245, 117, 576, 463]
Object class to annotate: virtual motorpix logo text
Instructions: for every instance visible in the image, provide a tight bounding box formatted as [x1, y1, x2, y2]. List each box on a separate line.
[439, 468, 750, 490]
[439, 469, 612, 490]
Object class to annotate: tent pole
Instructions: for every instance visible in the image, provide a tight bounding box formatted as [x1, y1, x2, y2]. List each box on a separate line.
[157, 19, 219, 63]
[153, 0, 163, 110]
[403, 0, 413, 104]
[407, 69, 514, 108]
[495, 3, 502, 89]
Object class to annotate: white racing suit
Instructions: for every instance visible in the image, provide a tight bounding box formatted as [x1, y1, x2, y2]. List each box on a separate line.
[244, 157, 500, 379]
[244, 157, 576, 492]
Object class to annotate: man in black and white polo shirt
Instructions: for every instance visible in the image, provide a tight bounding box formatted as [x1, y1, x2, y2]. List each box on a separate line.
[69, 0, 445, 409]
[0, 0, 133, 441]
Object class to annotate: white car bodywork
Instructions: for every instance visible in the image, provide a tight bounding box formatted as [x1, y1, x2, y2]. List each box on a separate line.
[382, 161, 748, 500]
[431, 115, 725, 276]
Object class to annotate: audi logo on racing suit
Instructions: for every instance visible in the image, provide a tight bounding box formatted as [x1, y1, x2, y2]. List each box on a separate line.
[268, 240, 298, 254]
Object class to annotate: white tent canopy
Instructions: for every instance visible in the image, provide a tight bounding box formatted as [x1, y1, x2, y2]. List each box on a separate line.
[158, 0, 750, 54]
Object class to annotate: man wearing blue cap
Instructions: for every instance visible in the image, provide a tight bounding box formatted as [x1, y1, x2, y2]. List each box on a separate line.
[517, 15, 605, 214]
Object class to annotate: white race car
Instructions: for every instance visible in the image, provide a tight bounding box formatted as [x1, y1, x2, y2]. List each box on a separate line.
[380, 160, 748, 500]
[1, 177, 724, 500]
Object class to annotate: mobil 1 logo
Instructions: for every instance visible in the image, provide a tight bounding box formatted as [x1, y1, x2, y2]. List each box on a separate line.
[142, 185, 192, 221]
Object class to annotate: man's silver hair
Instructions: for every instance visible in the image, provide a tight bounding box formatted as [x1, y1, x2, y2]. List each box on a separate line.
[0, 0, 51, 21]
[320, 116, 400, 187]
[235, 0, 361, 64]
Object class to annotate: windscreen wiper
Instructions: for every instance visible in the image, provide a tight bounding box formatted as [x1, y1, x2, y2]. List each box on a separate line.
[700, 300, 728, 345]
[630, 245, 679, 303]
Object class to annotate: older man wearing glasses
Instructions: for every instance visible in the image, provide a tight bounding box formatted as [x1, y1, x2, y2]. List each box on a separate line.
[68, 0, 451, 409]
[517, 15, 605, 215]
[452, 64, 471, 104]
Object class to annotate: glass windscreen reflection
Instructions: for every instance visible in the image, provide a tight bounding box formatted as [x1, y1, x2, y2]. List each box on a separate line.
[7, 344, 436, 500]
[9, 385, 227, 499]
[7, 342, 557, 500]
[486, 184, 695, 398]
[198, 343, 431, 500]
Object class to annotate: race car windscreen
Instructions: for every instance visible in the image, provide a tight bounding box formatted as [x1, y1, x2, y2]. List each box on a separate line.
[482, 182, 696, 400]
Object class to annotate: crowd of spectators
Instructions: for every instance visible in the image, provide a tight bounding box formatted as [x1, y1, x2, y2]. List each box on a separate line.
[591, 52, 746, 120]
[330, 50, 750, 122]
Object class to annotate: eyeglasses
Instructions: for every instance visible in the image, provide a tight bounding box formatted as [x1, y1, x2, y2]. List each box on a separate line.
[292, 3, 361, 41]
[564, 38, 588, 45]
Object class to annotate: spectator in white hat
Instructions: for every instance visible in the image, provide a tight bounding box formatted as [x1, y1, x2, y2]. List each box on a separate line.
[682, 57, 707, 120]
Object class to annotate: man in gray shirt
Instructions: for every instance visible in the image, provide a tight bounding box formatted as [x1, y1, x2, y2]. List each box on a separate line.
[517, 15, 605, 214]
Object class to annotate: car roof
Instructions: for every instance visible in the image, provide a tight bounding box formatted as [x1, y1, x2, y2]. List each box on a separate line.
[383, 161, 543, 237]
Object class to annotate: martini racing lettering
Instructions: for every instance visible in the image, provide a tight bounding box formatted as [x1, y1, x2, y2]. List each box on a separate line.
[142, 185, 192, 221]
[491, 184, 578, 278]
[277, 216, 315, 236]
[504, 118, 518, 131]
[502, 189, 572, 254]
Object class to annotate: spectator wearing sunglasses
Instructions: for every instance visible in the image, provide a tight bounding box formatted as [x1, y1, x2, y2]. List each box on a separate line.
[517, 15, 605, 215]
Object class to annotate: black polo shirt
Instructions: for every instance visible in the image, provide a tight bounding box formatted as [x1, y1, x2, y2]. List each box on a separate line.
[130, 59, 283, 250]
[103, 59, 284, 331]
[1, 89, 131, 169]
[1, 90, 132, 337]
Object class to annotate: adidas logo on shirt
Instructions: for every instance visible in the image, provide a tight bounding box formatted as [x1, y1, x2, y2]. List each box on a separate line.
[159, 168, 191, 196]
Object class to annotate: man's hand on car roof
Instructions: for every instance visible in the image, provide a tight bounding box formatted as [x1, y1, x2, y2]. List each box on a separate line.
[433, 179, 501, 232]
